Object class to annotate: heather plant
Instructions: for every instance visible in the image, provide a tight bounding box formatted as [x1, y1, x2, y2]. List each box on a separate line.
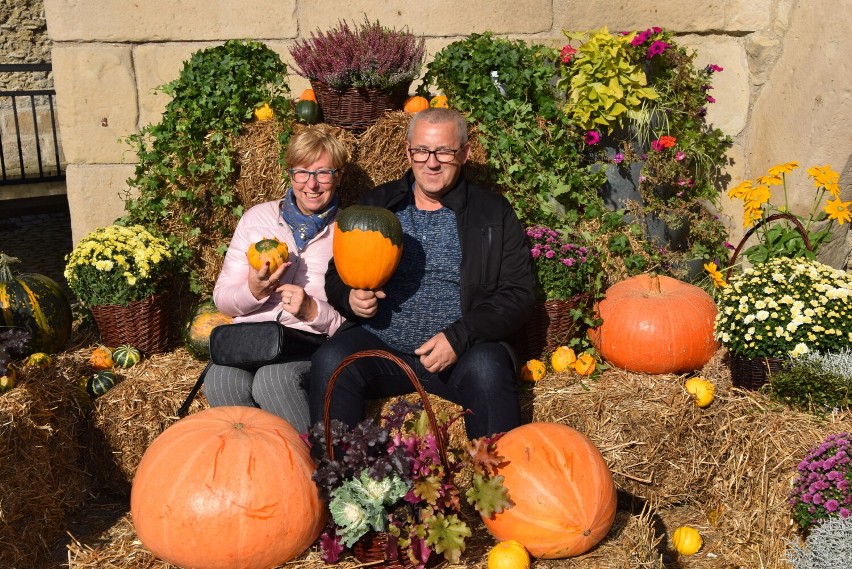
[290, 18, 425, 90]
[526, 225, 603, 301]
[788, 432, 852, 530]
[786, 515, 852, 569]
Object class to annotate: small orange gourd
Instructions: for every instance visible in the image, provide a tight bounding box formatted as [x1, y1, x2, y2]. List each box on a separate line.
[487, 539, 530, 569]
[573, 352, 596, 376]
[482, 422, 617, 558]
[131, 407, 325, 569]
[521, 359, 546, 382]
[672, 525, 703, 555]
[429, 95, 449, 108]
[588, 273, 718, 374]
[300, 88, 317, 102]
[550, 346, 577, 372]
[247, 238, 289, 273]
[404, 95, 429, 113]
[89, 345, 114, 370]
[253, 102, 274, 121]
[333, 206, 403, 290]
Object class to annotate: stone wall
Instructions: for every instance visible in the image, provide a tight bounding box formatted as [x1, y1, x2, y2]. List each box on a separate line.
[41, 0, 851, 266]
[0, 0, 64, 185]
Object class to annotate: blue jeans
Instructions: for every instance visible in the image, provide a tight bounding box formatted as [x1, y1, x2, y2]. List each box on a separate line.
[309, 326, 521, 439]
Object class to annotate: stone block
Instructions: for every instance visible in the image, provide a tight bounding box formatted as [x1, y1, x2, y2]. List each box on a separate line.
[65, 164, 136, 244]
[552, 0, 725, 33]
[747, 0, 852, 187]
[44, 0, 298, 42]
[51, 45, 138, 164]
[681, 35, 750, 137]
[134, 42, 218, 130]
[297, 1, 551, 36]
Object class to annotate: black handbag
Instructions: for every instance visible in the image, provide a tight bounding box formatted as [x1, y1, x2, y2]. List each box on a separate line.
[177, 319, 326, 417]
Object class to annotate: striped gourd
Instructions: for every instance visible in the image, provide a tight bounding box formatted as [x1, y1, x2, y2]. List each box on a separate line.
[113, 344, 142, 368]
[0, 253, 72, 356]
[87, 370, 117, 398]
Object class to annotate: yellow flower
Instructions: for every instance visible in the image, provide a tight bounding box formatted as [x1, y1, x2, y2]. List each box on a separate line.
[768, 161, 799, 176]
[703, 262, 728, 288]
[824, 197, 852, 224]
[743, 202, 764, 227]
[756, 174, 783, 187]
[744, 184, 771, 208]
[727, 179, 752, 200]
[808, 164, 841, 197]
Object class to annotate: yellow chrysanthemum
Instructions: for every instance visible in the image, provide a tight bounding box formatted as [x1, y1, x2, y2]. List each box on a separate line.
[807, 164, 841, 197]
[744, 184, 771, 208]
[824, 197, 852, 224]
[768, 161, 799, 176]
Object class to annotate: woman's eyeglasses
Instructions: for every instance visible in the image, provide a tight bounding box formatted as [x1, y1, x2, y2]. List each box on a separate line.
[287, 168, 337, 183]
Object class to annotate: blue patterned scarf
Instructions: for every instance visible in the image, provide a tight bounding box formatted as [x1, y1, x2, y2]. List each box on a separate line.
[279, 188, 339, 252]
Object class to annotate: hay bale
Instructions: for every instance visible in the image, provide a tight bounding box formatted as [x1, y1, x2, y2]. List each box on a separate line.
[84, 349, 208, 496]
[0, 356, 90, 568]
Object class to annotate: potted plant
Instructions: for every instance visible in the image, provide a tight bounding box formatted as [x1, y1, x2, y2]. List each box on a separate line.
[289, 17, 426, 130]
[725, 162, 848, 267]
[64, 224, 179, 354]
[307, 355, 511, 568]
[713, 256, 852, 389]
[557, 26, 732, 280]
[517, 225, 603, 358]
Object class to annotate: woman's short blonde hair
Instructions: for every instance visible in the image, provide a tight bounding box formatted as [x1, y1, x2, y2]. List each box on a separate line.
[285, 126, 349, 171]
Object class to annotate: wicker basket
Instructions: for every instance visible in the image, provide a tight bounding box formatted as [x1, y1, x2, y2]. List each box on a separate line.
[322, 350, 449, 569]
[89, 292, 175, 355]
[514, 296, 590, 361]
[311, 81, 409, 130]
[730, 354, 787, 390]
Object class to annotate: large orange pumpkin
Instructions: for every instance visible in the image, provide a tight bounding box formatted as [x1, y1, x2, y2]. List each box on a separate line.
[587, 273, 718, 374]
[130, 406, 325, 569]
[333, 205, 403, 289]
[482, 423, 616, 558]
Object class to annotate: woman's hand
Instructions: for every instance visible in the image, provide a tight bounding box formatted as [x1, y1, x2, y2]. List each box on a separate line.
[349, 288, 386, 318]
[248, 261, 289, 300]
[279, 284, 318, 321]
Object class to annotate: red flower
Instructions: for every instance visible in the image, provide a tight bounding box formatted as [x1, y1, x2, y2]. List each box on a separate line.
[560, 45, 577, 63]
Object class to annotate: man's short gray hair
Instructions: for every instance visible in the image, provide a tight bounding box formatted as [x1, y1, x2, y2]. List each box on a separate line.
[407, 107, 469, 146]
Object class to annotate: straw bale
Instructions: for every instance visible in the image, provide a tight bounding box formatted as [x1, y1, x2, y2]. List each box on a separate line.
[0, 355, 90, 568]
[83, 349, 208, 496]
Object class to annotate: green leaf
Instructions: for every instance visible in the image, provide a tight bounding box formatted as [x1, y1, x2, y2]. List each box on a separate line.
[465, 474, 513, 518]
[425, 512, 471, 563]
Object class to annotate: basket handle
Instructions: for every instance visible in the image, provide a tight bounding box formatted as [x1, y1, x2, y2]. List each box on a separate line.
[725, 212, 813, 281]
[323, 349, 449, 469]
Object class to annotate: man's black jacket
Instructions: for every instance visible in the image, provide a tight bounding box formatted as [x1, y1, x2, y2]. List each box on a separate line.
[324, 169, 536, 357]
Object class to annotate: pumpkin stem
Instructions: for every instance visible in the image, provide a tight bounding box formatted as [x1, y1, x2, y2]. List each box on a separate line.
[0, 253, 21, 283]
[648, 273, 661, 295]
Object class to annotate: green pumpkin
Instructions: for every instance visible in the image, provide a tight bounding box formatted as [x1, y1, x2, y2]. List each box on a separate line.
[295, 99, 321, 124]
[0, 253, 72, 356]
[183, 299, 233, 360]
[87, 370, 117, 398]
[113, 344, 142, 368]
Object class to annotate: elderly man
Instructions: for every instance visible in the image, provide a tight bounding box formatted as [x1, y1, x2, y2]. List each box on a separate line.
[309, 108, 535, 439]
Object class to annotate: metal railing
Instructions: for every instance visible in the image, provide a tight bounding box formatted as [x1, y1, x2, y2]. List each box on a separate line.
[0, 63, 65, 186]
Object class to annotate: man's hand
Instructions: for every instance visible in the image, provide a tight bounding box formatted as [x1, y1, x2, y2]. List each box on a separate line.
[415, 333, 457, 374]
[349, 288, 386, 318]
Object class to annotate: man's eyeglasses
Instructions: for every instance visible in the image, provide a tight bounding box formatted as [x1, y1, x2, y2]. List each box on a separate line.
[408, 147, 458, 163]
[287, 168, 337, 183]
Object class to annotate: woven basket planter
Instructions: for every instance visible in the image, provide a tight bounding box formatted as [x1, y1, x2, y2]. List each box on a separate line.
[513, 296, 590, 361]
[729, 354, 787, 390]
[89, 292, 175, 355]
[311, 81, 409, 130]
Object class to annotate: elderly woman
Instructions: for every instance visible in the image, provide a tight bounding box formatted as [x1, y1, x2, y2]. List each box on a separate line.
[205, 126, 347, 432]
